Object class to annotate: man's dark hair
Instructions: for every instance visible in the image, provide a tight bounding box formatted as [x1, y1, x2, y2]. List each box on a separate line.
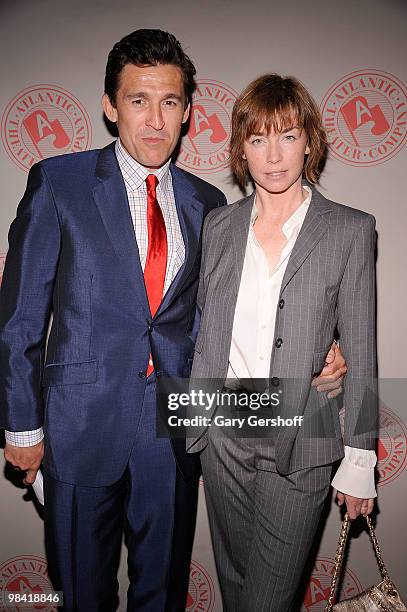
[104, 29, 196, 107]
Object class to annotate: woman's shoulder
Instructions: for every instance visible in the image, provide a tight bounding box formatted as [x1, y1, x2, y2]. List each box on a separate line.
[204, 192, 254, 227]
[312, 187, 376, 227]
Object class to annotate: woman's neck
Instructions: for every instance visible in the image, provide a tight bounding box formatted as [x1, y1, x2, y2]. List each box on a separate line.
[255, 183, 308, 224]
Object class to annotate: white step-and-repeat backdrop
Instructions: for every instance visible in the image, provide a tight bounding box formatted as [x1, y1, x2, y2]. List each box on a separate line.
[1, 0, 406, 610]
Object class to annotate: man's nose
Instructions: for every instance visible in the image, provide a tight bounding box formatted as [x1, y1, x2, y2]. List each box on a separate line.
[146, 103, 165, 130]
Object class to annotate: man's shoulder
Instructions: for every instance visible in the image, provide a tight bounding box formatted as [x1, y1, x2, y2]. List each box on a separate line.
[171, 165, 226, 202]
[34, 147, 105, 179]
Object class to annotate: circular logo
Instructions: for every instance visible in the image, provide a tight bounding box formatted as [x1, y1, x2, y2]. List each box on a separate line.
[301, 557, 362, 611]
[377, 405, 407, 486]
[186, 559, 215, 611]
[0, 254, 5, 286]
[320, 70, 407, 166]
[1, 85, 92, 172]
[177, 79, 238, 174]
[0, 555, 57, 611]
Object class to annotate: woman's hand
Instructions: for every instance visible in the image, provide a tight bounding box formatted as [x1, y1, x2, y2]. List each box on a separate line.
[336, 491, 375, 518]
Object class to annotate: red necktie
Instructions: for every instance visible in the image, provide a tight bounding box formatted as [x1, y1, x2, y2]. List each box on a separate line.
[144, 174, 167, 375]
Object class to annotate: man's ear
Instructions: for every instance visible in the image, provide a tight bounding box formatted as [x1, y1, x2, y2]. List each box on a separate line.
[182, 102, 190, 124]
[102, 93, 118, 123]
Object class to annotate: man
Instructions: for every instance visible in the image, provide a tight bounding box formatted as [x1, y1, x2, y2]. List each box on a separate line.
[0, 31, 346, 612]
[0, 29, 227, 612]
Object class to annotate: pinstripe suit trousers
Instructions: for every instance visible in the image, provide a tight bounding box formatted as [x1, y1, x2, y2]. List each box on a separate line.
[201, 428, 332, 612]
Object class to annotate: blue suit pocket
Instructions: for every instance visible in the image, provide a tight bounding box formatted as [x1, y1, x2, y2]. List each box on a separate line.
[42, 359, 98, 386]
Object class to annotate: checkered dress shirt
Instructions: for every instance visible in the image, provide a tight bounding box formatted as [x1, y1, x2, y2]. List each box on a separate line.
[115, 139, 185, 294]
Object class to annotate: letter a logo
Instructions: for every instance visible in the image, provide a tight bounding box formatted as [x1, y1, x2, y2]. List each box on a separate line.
[341, 95, 389, 145]
[23, 109, 70, 157]
[189, 104, 227, 144]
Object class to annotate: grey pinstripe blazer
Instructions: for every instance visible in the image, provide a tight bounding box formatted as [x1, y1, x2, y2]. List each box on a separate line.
[187, 185, 377, 474]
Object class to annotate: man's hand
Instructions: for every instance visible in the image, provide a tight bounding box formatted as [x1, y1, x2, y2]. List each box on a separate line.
[4, 441, 44, 485]
[312, 341, 347, 398]
[336, 491, 375, 519]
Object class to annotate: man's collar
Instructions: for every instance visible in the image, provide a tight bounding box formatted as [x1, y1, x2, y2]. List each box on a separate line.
[115, 139, 172, 191]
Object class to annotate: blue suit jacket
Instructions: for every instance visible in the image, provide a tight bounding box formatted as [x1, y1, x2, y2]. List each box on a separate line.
[0, 142, 226, 486]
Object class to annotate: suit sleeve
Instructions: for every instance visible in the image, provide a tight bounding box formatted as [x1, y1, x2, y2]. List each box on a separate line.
[336, 214, 377, 450]
[0, 163, 61, 431]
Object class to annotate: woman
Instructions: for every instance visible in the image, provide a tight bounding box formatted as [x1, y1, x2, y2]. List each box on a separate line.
[189, 74, 377, 611]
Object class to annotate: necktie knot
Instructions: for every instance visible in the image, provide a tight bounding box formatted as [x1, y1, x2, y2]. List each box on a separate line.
[146, 174, 158, 198]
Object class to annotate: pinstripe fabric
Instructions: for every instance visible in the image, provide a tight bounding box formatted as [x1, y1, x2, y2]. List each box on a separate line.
[188, 184, 377, 474]
[201, 430, 332, 612]
[190, 183, 377, 610]
[227, 187, 311, 380]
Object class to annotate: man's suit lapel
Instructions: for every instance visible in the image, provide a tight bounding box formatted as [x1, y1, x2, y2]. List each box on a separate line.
[157, 165, 204, 315]
[280, 186, 332, 293]
[92, 143, 151, 318]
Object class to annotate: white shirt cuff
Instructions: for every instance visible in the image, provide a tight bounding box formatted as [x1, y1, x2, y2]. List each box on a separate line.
[5, 428, 44, 447]
[331, 445, 377, 498]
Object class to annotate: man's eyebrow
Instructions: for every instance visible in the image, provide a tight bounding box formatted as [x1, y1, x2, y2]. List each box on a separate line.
[162, 93, 183, 101]
[125, 92, 148, 99]
[124, 92, 183, 101]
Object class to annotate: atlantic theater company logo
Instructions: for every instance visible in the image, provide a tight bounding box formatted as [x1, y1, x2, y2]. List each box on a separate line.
[187, 559, 215, 611]
[321, 70, 407, 166]
[301, 558, 362, 611]
[0, 555, 58, 611]
[377, 405, 407, 486]
[1, 85, 92, 172]
[177, 79, 238, 174]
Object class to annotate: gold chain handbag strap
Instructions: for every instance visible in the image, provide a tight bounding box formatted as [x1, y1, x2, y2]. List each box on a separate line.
[326, 513, 351, 611]
[325, 513, 395, 612]
[365, 514, 390, 583]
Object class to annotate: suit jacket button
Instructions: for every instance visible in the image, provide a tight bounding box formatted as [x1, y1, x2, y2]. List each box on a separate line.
[270, 377, 280, 387]
[279, 298, 285, 309]
[275, 337, 283, 348]
[138, 371, 146, 378]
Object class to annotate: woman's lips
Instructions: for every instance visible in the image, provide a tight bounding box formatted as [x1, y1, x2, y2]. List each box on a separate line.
[265, 170, 287, 178]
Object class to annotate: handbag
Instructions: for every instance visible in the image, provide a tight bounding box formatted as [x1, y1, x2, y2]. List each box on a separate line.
[325, 512, 407, 611]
